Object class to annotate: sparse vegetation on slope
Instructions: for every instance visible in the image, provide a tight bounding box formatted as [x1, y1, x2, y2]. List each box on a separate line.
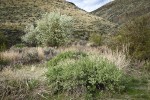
[92, 0, 150, 25]
[0, 0, 115, 35]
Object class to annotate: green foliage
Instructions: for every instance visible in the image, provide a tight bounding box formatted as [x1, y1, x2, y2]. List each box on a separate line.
[0, 55, 9, 70]
[46, 51, 124, 97]
[113, 15, 150, 60]
[26, 79, 39, 91]
[13, 43, 26, 48]
[22, 12, 73, 47]
[143, 61, 150, 72]
[0, 32, 7, 51]
[89, 33, 102, 46]
[48, 51, 87, 66]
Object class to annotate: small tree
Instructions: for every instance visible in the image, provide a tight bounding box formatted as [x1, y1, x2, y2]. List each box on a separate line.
[22, 12, 73, 47]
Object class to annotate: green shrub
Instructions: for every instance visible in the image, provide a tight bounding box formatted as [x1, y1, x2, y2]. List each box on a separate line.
[13, 43, 26, 48]
[22, 12, 73, 47]
[0, 54, 9, 70]
[113, 15, 150, 60]
[0, 32, 7, 51]
[143, 61, 150, 72]
[46, 51, 124, 97]
[47, 51, 87, 66]
[89, 33, 102, 46]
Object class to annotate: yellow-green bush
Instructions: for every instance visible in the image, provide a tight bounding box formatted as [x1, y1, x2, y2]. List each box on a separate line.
[112, 15, 150, 60]
[89, 33, 102, 46]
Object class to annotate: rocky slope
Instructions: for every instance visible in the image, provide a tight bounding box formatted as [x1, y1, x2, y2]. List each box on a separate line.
[92, 0, 150, 25]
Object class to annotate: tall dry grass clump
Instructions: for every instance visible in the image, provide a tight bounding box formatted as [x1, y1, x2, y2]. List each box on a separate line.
[37, 47, 45, 60]
[0, 66, 48, 99]
[0, 51, 21, 63]
[0, 47, 57, 66]
[99, 46, 130, 70]
[59, 46, 130, 71]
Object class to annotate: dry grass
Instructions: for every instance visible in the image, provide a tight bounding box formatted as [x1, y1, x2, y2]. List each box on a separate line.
[0, 47, 56, 66]
[59, 45, 130, 70]
[0, 46, 130, 70]
[0, 45, 131, 99]
[0, 65, 47, 81]
[99, 46, 130, 70]
[37, 47, 45, 60]
[0, 65, 48, 99]
[22, 47, 45, 58]
[0, 51, 21, 63]
[0, 47, 52, 99]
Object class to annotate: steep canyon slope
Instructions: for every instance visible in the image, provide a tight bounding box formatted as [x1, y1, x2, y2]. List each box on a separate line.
[92, 0, 150, 25]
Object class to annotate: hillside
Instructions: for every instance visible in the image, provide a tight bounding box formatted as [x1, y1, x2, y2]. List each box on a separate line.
[92, 0, 150, 25]
[0, 0, 115, 35]
[1, 0, 150, 99]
